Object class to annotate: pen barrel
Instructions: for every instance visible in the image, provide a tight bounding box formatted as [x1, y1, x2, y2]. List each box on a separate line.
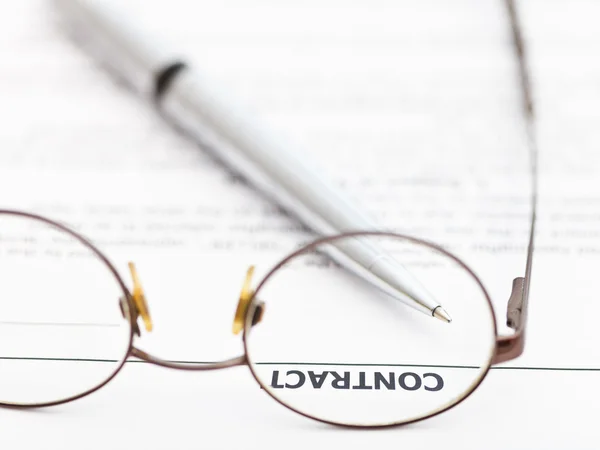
[53, 0, 183, 99]
[53, 0, 441, 317]
[159, 69, 375, 237]
[159, 69, 437, 315]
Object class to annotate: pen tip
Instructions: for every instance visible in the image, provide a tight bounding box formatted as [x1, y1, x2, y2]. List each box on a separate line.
[433, 306, 452, 323]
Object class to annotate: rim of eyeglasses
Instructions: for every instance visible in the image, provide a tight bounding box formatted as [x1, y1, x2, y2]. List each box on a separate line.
[242, 229, 499, 429]
[242, 0, 539, 429]
[0, 209, 136, 409]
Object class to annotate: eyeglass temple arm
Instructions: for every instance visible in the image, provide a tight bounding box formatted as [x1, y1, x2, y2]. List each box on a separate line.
[496, 183, 535, 365]
[492, 0, 536, 365]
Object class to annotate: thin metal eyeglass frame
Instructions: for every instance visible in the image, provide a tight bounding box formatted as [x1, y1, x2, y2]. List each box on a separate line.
[0, 0, 538, 428]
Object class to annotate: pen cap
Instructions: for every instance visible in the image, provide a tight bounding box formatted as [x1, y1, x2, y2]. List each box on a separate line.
[53, 0, 183, 99]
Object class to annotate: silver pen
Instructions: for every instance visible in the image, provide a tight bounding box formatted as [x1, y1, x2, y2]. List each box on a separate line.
[53, 0, 451, 322]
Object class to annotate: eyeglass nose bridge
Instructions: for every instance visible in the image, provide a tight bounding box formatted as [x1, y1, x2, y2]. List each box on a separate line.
[118, 265, 260, 372]
[120, 291, 248, 371]
[129, 347, 247, 371]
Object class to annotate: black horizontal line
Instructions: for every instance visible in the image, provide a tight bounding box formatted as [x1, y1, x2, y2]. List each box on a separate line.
[257, 362, 600, 372]
[0, 356, 121, 363]
[0, 322, 118, 328]
[255, 362, 600, 371]
[0, 356, 599, 372]
[0, 356, 209, 364]
[254, 362, 481, 369]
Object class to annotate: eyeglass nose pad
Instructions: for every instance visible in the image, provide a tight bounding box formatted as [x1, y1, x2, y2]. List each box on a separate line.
[232, 265, 265, 335]
[118, 295, 141, 336]
[126, 261, 153, 333]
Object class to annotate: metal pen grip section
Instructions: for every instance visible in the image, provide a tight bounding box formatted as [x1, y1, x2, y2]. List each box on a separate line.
[157, 69, 379, 238]
[157, 70, 440, 316]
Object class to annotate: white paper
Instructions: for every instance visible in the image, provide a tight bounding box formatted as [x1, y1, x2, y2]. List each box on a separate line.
[0, 0, 599, 447]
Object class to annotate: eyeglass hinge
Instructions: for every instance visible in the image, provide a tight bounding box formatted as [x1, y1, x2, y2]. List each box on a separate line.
[506, 277, 525, 330]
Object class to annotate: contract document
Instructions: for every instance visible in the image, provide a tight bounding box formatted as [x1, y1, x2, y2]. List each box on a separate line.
[0, 0, 599, 448]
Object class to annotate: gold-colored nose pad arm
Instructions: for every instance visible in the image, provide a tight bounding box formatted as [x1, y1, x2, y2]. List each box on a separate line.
[127, 262, 153, 333]
[232, 265, 265, 335]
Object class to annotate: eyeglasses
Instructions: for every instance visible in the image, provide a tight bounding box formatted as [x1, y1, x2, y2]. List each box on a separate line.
[0, 0, 537, 428]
